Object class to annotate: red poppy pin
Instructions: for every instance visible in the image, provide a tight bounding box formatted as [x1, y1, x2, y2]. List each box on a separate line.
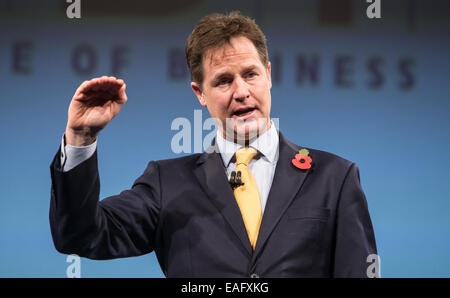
[292, 148, 312, 170]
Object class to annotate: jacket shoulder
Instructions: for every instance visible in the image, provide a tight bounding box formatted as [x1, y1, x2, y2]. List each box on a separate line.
[283, 135, 353, 168]
[298, 146, 357, 182]
[308, 148, 353, 168]
[153, 153, 204, 169]
[286, 137, 355, 175]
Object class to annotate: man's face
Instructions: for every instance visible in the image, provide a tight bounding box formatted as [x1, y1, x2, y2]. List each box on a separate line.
[191, 36, 272, 142]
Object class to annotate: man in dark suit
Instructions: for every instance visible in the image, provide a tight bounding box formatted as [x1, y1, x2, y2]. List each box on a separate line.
[50, 11, 378, 277]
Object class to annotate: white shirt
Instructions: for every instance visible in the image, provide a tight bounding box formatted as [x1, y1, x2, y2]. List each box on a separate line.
[60, 134, 97, 172]
[215, 123, 279, 214]
[60, 123, 280, 214]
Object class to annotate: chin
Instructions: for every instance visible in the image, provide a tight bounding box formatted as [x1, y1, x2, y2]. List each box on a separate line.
[225, 118, 270, 142]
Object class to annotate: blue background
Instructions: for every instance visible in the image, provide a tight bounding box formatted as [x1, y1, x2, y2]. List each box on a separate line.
[1, 0, 449, 277]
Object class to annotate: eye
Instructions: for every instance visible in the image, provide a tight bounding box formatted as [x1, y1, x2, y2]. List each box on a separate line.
[246, 72, 257, 79]
[216, 77, 232, 86]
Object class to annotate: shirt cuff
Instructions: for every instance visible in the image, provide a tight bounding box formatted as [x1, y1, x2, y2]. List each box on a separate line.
[60, 134, 97, 172]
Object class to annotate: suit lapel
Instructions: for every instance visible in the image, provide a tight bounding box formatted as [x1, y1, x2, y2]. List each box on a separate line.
[193, 148, 253, 256]
[252, 133, 312, 260]
[193, 133, 312, 260]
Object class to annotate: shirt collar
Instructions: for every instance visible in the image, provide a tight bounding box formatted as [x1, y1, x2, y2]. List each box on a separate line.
[215, 121, 279, 167]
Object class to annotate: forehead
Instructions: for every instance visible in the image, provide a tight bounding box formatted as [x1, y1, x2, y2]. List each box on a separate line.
[203, 36, 263, 73]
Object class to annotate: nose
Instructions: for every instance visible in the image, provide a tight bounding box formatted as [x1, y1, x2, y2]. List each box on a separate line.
[232, 77, 250, 102]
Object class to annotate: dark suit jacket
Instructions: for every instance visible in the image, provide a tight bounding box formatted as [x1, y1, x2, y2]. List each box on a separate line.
[49, 132, 377, 277]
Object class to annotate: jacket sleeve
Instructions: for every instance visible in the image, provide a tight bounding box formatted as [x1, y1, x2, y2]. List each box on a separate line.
[49, 147, 161, 260]
[332, 163, 379, 277]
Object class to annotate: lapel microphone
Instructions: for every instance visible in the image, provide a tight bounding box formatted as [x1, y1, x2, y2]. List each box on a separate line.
[229, 171, 244, 189]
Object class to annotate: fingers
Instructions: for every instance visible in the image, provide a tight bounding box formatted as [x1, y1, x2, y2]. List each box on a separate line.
[75, 76, 126, 100]
[117, 83, 128, 104]
[90, 76, 123, 92]
[78, 76, 124, 93]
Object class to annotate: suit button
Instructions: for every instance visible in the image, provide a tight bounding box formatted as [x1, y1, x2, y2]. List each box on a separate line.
[250, 273, 259, 278]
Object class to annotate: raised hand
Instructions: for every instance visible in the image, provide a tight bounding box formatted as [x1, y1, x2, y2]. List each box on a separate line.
[65, 76, 127, 146]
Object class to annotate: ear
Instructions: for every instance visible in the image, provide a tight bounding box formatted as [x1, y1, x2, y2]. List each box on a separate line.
[191, 82, 207, 107]
[267, 61, 272, 89]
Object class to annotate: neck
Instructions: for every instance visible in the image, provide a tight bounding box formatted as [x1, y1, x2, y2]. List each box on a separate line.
[221, 120, 272, 145]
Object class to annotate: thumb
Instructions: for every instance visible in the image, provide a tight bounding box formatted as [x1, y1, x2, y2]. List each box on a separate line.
[118, 83, 127, 104]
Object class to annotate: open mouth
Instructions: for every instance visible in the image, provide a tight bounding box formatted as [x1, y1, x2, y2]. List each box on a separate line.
[233, 107, 256, 119]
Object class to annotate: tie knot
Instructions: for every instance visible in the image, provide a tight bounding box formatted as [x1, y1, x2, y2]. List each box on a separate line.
[235, 147, 258, 166]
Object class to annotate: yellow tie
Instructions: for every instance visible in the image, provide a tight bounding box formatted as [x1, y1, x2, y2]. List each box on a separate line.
[233, 147, 262, 250]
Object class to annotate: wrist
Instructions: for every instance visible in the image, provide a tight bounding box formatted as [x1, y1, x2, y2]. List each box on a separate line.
[65, 127, 97, 146]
